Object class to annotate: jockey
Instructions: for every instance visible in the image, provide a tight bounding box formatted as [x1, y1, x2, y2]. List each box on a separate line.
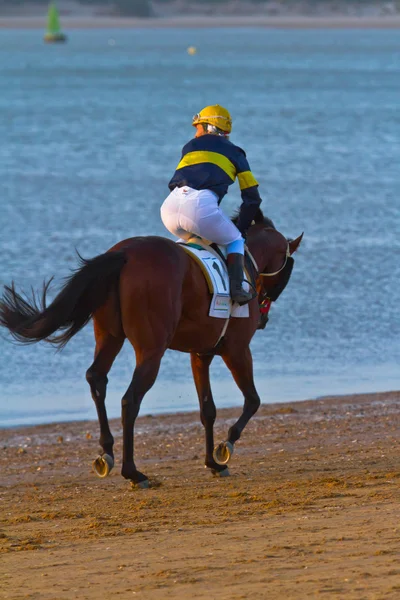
[161, 104, 262, 305]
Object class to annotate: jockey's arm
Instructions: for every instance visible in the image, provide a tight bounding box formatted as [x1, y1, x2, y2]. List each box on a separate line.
[236, 186, 262, 235]
[235, 151, 262, 235]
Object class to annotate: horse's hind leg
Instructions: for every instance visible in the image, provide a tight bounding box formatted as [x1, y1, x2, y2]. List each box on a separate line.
[190, 353, 229, 477]
[86, 321, 124, 477]
[118, 249, 184, 487]
[120, 349, 164, 488]
[213, 346, 261, 467]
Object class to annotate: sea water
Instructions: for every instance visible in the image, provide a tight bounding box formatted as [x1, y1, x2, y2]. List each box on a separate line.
[0, 28, 399, 426]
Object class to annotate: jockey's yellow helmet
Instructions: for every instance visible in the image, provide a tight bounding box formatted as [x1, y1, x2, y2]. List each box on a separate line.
[192, 104, 232, 134]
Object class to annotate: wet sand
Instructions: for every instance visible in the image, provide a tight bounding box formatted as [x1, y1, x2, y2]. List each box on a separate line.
[2, 15, 400, 29]
[1, 391, 399, 599]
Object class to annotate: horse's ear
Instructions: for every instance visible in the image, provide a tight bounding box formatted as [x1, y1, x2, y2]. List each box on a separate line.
[288, 233, 303, 255]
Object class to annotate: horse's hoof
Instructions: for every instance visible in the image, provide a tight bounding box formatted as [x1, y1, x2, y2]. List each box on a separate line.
[213, 441, 234, 466]
[92, 454, 114, 478]
[130, 479, 150, 490]
[212, 467, 230, 477]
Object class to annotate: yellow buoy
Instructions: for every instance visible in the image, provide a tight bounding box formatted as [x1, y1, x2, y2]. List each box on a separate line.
[187, 46, 197, 55]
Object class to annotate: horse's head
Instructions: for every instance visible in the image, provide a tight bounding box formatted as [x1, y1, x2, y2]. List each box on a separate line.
[241, 209, 303, 307]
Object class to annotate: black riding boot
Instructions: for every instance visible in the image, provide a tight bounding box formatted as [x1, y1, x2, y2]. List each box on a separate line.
[227, 253, 254, 306]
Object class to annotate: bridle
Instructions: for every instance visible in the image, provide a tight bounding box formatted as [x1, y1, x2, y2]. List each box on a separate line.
[245, 238, 291, 329]
[246, 241, 290, 279]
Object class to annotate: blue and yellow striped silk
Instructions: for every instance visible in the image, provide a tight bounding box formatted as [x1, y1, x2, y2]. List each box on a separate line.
[237, 170, 258, 190]
[168, 133, 262, 233]
[176, 151, 236, 182]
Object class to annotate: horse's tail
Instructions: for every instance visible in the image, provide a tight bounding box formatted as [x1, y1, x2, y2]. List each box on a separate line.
[0, 251, 127, 349]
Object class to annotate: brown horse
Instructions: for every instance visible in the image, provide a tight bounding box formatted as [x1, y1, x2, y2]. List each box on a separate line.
[0, 210, 302, 488]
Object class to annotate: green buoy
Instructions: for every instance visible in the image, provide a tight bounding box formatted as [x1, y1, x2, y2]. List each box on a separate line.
[44, 2, 67, 43]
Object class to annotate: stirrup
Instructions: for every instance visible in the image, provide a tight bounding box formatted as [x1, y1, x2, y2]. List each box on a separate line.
[231, 288, 254, 306]
[231, 279, 257, 306]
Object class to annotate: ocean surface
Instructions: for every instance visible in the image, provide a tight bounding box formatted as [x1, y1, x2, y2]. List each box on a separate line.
[0, 28, 399, 427]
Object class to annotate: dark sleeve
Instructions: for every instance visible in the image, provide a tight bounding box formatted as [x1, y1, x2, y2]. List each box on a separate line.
[234, 148, 262, 234]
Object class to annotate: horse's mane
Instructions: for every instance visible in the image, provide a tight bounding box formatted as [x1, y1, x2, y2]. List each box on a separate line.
[231, 208, 276, 230]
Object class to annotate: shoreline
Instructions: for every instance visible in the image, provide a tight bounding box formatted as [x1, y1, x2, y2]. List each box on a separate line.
[2, 15, 400, 29]
[1, 389, 399, 432]
[1, 389, 399, 599]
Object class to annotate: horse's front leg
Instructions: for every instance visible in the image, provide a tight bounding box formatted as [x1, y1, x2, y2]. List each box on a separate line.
[213, 346, 261, 466]
[190, 353, 230, 477]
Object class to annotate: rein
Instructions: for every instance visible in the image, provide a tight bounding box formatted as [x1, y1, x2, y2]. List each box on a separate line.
[246, 242, 290, 278]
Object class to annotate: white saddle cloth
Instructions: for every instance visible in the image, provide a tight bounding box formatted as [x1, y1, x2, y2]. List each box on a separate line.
[177, 237, 250, 319]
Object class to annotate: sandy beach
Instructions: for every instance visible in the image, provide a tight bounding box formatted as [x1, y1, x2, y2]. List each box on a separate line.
[1, 391, 399, 599]
[2, 15, 400, 29]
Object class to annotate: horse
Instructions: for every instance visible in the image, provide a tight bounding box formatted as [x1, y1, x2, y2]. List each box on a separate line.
[0, 209, 302, 488]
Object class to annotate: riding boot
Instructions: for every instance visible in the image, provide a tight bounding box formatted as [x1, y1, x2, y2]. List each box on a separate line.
[227, 253, 254, 306]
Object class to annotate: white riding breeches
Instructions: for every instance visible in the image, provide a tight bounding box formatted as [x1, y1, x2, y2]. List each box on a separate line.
[161, 186, 243, 246]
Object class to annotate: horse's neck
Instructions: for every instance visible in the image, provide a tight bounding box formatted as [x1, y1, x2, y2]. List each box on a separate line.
[248, 227, 285, 273]
[247, 241, 266, 273]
